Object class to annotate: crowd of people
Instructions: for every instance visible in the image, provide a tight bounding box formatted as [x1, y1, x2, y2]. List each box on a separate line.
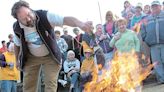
[0, 0, 164, 92]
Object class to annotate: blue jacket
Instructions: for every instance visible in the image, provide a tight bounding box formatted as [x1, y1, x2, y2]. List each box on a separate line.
[141, 11, 164, 46]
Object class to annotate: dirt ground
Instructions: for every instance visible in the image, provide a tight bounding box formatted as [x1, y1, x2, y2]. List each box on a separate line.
[142, 74, 164, 92]
[143, 83, 164, 92]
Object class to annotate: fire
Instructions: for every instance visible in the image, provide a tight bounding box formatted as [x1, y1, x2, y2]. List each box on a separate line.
[84, 51, 154, 92]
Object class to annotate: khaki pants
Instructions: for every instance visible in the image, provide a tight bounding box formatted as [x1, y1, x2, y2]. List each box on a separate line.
[23, 54, 61, 92]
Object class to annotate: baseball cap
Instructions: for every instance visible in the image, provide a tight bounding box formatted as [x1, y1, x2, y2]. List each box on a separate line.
[84, 48, 93, 53]
[151, 0, 161, 6]
[136, 3, 143, 9]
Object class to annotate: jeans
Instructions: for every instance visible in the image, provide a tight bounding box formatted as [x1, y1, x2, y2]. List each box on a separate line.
[150, 44, 164, 83]
[70, 72, 80, 92]
[70, 72, 79, 87]
[0, 80, 16, 92]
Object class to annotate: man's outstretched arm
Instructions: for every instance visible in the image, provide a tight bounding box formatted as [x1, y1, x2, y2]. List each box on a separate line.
[63, 17, 92, 33]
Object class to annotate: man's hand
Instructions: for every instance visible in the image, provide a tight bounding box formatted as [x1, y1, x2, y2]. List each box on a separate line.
[63, 17, 93, 34]
[79, 21, 94, 34]
[16, 61, 20, 70]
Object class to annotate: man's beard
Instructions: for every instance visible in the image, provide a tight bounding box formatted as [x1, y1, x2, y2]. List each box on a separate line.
[26, 20, 35, 27]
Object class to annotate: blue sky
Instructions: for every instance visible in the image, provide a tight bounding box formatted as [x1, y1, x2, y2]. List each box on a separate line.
[0, 0, 161, 46]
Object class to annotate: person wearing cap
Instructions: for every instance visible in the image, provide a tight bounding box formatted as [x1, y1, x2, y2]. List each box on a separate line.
[80, 48, 98, 91]
[82, 22, 106, 69]
[0, 42, 20, 92]
[141, 0, 164, 84]
[130, 3, 145, 29]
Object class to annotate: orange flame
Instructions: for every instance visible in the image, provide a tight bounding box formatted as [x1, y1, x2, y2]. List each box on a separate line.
[84, 51, 154, 92]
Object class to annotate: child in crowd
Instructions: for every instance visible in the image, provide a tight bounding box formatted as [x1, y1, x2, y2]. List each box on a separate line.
[55, 30, 68, 61]
[80, 48, 98, 91]
[0, 42, 20, 92]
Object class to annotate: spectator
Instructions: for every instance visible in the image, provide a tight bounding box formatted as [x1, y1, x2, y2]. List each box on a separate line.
[103, 11, 117, 37]
[110, 19, 140, 53]
[0, 40, 7, 54]
[121, 0, 135, 19]
[82, 22, 105, 69]
[143, 5, 151, 15]
[55, 30, 68, 61]
[126, 11, 134, 29]
[61, 28, 74, 51]
[82, 33, 105, 68]
[0, 42, 20, 92]
[8, 34, 14, 42]
[11, 1, 92, 92]
[141, 0, 164, 84]
[63, 50, 80, 92]
[7, 34, 14, 50]
[95, 24, 114, 65]
[73, 28, 84, 61]
[110, 19, 141, 91]
[131, 3, 144, 29]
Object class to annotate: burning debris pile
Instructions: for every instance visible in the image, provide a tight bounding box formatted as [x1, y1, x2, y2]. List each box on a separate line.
[84, 51, 154, 92]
